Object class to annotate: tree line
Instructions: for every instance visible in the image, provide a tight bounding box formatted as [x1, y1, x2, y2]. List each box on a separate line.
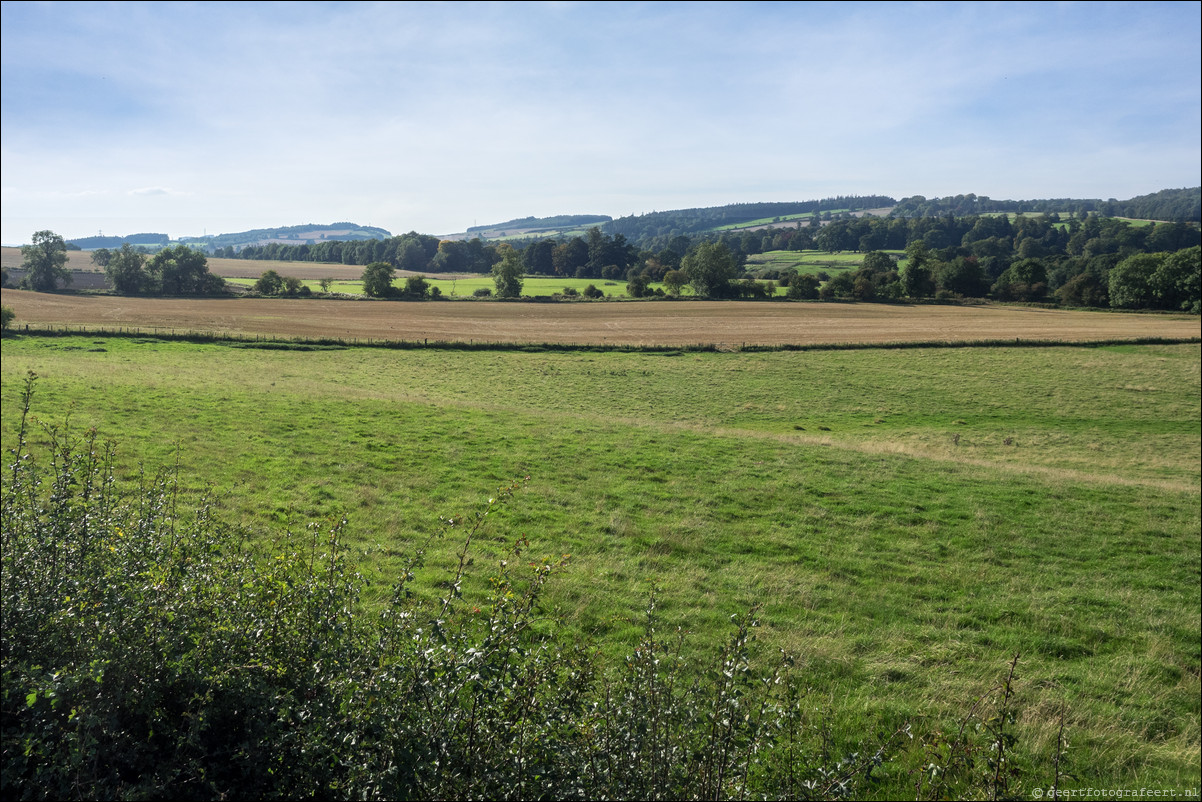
[10, 215, 1199, 313]
[6, 232, 225, 296]
[891, 187, 1200, 221]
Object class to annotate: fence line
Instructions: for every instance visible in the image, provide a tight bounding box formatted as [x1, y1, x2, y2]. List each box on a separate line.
[7, 322, 1199, 354]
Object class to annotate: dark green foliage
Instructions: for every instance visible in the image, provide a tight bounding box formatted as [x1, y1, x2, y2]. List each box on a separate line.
[0, 306, 13, 331]
[254, 269, 284, 295]
[1056, 271, 1109, 308]
[787, 274, 820, 300]
[1151, 245, 1201, 312]
[104, 245, 152, 295]
[891, 187, 1200, 221]
[90, 248, 112, 268]
[361, 262, 396, 298]
[19, 231, 71, 292]
[683, 242, 739, 299]
[992, 259, 1049, 302]
[605, 197, 896, 241]
[820, 271, 855, 300]
[582, 284, 604, 299]
[626, 273, 651, 297]
[491, 250, 524, 298]
[148, 245, 224, 296]
[935, 257, 990, 298]
[1108, 253, 1162, 309]
[402, 275, 431, 299]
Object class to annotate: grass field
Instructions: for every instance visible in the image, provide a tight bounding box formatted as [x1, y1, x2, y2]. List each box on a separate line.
[222, 274, 638, 298]
[1, 332, 1198, 793]
[746, 249, 883, 274]
[712, 211, 829, 231]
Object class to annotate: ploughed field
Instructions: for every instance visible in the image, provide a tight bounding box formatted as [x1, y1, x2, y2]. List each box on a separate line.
[3, 288, 1199, 346]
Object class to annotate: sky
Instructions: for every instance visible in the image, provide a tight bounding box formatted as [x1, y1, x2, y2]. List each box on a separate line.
[2, 1, 1200, 245]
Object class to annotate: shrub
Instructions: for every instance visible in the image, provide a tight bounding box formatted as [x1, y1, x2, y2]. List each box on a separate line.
[472, 287, 492, 297]
[0, 306, 13, 331]
[583, 284, 604, 299]
[254, 269, 284, 295]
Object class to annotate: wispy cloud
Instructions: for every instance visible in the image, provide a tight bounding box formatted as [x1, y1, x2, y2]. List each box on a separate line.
[2, 1, 1198, 243]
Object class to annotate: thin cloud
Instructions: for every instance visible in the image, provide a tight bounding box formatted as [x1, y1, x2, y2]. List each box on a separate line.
[1, 1, 1198, 243]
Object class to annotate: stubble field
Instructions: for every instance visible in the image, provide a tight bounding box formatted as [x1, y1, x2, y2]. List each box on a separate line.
[3, 288, 1199, 346]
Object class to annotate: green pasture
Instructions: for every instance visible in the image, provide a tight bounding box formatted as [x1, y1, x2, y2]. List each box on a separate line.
[482, 227, 593, 241]
[747, 249, 891, 275]
[712, 211, 830, 231]
[228, 274, 663, 298]
[2, 335, 1198, 791]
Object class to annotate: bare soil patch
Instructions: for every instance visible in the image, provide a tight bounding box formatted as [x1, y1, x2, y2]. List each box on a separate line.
[3, 289, 1197, 347]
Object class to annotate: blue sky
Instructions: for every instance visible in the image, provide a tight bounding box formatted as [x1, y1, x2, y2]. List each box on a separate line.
[2, 1, 1199, 244]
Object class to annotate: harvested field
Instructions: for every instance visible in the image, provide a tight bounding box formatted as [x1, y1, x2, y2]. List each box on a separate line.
[2, 288, 1197, 346]
[0, 247, 458, 281]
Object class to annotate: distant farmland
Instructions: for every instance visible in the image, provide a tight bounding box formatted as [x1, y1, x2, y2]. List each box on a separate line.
[2, 288, 1199, 346]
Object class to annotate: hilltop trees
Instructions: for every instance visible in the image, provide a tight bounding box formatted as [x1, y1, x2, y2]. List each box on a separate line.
[20, 231, 71, 292]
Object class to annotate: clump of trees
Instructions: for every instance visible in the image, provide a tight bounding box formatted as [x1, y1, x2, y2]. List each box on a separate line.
[99, 243, 226, 296]
[360, 262, 439, 299]
[254, 270, 310, 297]
[15, 232, 227, 297]
[19, 231, 71, 292]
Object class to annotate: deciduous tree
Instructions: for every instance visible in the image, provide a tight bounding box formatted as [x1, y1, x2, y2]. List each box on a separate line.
[361, 261, 396, 297]
[255, 270, 285, 295]
[20, 230, 71, 292]
[105, 244, 151, 295]
[682, 242, 738, 299]
[149, 245, 220, 295]
[491, 249, 524, 298]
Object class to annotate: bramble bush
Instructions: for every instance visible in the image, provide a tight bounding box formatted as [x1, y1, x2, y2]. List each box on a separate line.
[2, 373, 1044, 800]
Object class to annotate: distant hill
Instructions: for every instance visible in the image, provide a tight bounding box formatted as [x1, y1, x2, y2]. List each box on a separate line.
[180, 223, 392, 251]
[891, 187, 1200, 220]
[602, 196, 897, 243]
[68, 233, 170, 250]
[462, 214, 613, 239]
[67, 223, 391, 252]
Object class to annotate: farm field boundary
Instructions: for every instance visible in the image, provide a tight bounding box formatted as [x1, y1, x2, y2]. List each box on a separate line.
[6, 321, 1200, 356]
[3, 289, 1198, 347]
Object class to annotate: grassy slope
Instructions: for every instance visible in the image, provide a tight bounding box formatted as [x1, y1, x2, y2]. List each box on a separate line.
[1, 335, 1198, 790]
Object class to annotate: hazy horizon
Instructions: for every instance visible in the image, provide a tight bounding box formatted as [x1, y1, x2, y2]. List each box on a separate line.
[3, 1, 1200, 246]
